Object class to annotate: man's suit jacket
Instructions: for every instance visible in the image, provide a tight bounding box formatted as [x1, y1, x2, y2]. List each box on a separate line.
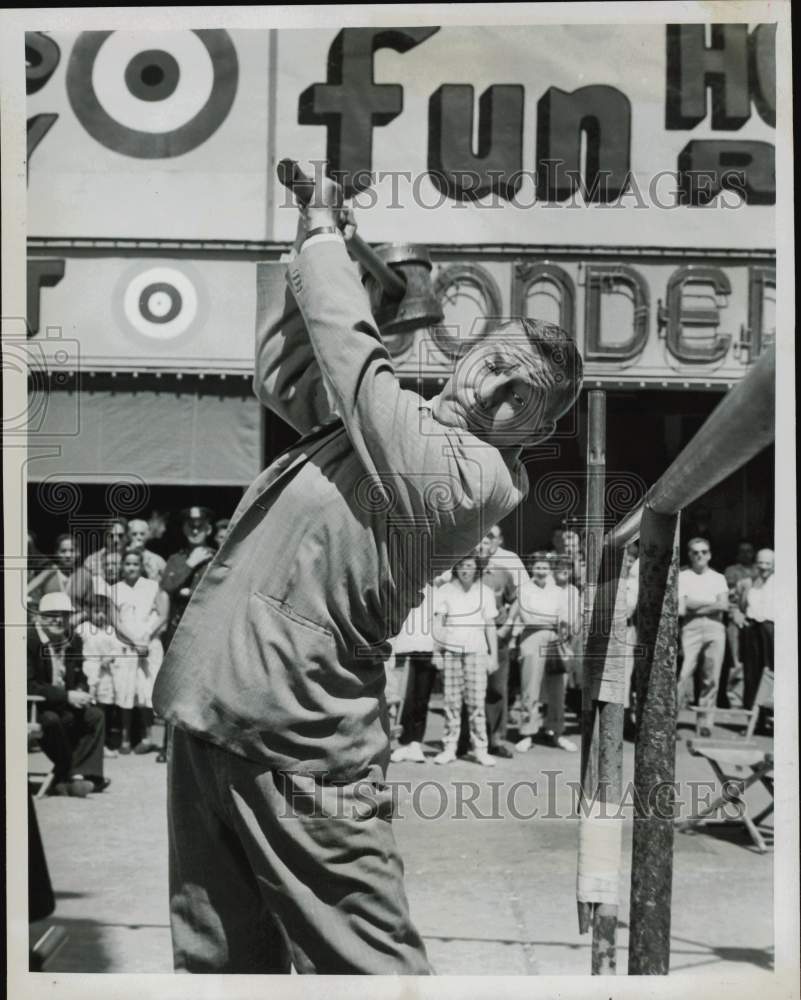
[27, 628, 87, 712]
[153, 238, 527, 781]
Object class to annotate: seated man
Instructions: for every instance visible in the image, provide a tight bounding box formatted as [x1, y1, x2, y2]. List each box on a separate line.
[27, 592, 108, 797]
[154, 175, 583, 974]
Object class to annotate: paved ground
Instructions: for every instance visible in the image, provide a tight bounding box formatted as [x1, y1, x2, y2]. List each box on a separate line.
[28, 705, 774, 977]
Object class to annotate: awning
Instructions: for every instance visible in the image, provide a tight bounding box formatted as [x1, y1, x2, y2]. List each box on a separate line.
[28, 377, 262, 486]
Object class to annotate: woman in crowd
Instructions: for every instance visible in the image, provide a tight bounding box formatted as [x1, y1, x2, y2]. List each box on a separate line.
[432, 555, 498, 767]
[109, 547, 169, 754]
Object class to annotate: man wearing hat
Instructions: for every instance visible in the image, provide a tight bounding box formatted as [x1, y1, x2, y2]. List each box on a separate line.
[27, 593, 108, 797]
[155, 507, 215, 763]
[160, 507, 216, 647]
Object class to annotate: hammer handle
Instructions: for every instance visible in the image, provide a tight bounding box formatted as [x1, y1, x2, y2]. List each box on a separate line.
[276, 159, 406, 302]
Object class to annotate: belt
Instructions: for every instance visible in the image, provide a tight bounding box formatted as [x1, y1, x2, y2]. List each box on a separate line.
[684, 613, 724, 624]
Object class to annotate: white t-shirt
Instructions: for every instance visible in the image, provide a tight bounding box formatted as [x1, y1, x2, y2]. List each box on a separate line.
[435, 581, 497, 654]
[516, 578, 562, 626]
[392, 585, 435, 655]
[678, 568, 728, 618]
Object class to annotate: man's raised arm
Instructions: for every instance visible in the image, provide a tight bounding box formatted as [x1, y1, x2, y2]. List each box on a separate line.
[253, 217, 339, 436]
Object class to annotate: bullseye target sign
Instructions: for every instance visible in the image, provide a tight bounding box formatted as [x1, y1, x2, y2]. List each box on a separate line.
[114, 263, 208, 345]
[66, 30, 238, 158]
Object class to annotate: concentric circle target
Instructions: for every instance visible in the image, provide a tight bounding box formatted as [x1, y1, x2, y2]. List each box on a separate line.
[114, 263, 207, 344]
[66, 29, 238, 157]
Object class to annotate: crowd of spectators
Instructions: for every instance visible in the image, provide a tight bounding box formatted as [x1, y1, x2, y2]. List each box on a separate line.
[26, 507, 229, 796]
[388, 525, 776, 764]
[26, 506, 775, 793]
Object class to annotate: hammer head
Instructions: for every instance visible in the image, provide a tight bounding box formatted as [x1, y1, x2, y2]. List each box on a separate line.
[361, 244, 444, 337]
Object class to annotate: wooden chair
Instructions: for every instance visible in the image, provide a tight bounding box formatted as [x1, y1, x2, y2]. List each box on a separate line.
[677, 740, 773, 852]
[28, 695, 55, 799]
[688, 705, 759, 738]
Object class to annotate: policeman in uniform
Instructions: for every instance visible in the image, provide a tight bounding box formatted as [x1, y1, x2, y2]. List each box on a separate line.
[155, 506, 215, 762]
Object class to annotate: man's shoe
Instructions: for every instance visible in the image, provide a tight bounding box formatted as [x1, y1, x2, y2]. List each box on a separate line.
[104, 747, 119, 759]
[391, 744, 410, 763]
[49, 782, 72, 797]
[155, 751, 167, 763]
[134, 740, 156, 755]
[119, 743, 132, 755]
[544, 732, 577, 752]
[434, 748, 457, 765]
[515, 736, 533, 753]
[404, 741, 426, 763]
[490, 744, 513, 759]
[67, 779, 94, 797]
[473, 750, 497, 767]
[91, 777, 111, 793]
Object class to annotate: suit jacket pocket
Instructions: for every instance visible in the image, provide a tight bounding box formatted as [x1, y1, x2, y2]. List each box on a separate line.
[252, 591, 334, 640]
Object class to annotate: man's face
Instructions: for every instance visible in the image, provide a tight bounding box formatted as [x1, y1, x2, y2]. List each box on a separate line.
[127, 521, 148, 552]
[106, 523, 127, 551]
[56, 538, 77, 572]
[214, 523, 229, 548]
[530, 559, 551, 584]
[433, 338, 556, 448]
[688, 541, 711, 571]
[455, 559, 477, 587]
[183, 517, 211, 547]
[755, 551, 774, 577]
[39, 611, 69, 643]
[737, 543, 755, 566]
[554, 566, 571, 587]
[486, 528, 502, 555]
[104, 553, 121, 583]
[561, 531, 581, 556]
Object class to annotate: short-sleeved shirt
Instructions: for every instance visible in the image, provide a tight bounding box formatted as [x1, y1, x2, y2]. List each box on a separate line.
[392, 585, 434, 655]
[516, 578, 562, 628]
[435, 581, 497, 654]
[678, 568, 728, 619]
[743, 575, 774, 623]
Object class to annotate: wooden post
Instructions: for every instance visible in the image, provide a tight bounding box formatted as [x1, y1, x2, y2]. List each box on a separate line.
[578, 390, 606, 940]
[627, 506, 680, 975]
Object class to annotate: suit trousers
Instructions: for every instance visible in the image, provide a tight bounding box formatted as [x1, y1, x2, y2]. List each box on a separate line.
[167, 726, 431, 975]
[39, 705, 105, 784]
[742, 619, 774, 710]
[518, 630, 565, 737]
[678, 617, 726, 721]
[396, 653, 436, 745]
[485, 643, 511, 748]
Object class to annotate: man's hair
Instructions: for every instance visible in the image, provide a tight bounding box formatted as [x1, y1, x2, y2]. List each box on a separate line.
[105, 516, 128, 534]
[492, 317, 583, 423]
[529, 550, 553, 567]
[54, 533, 74, 552]
[687, 537, 710, 551]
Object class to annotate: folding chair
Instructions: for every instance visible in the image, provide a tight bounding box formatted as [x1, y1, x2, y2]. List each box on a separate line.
[688, 705, 759, 738]
[28, 695, 55, 799]
[677, 741, 773, 852]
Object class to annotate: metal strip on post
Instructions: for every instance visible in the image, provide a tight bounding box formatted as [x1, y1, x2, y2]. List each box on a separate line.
[627, 507, 680, 975]
[578, 390, 605, 938]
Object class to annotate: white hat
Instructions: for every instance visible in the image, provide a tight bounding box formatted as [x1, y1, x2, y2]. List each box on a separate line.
[38, 592, 74, 614]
